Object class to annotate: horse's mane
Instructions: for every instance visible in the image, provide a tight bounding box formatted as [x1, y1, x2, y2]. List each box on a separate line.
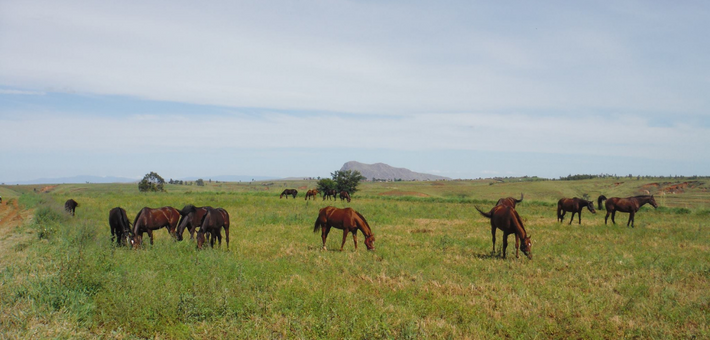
[132, 207, 148, 231]
[180, 204, 197, 216]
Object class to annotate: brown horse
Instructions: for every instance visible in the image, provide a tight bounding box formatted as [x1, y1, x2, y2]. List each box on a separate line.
[475, 205, 532, 259]
[280, 189, 298, 199]
[604, 195, 658, 227]
[305, 189, 319, 200]
[65, 199, 79, 216]
[176, 204, 208, 241]
[313, 206, 375, 251]
[496, 193, 523, 208]
[109, 207, 132, 246]
[339, 191, 351, 203]
[322, 189, 337, 201]
[131, 206, 180, 248]
[557, 197, 596, 225]
[196, 207, 230, 249]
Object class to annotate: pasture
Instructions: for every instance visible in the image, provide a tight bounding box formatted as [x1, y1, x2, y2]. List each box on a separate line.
[0, 178, 708, 339]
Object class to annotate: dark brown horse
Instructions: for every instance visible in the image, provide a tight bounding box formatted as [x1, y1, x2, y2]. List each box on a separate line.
[305, 189, 319, 200]
[65, 199, 79, 216]
[496, 193, 523, 208]
[557, 198, 596, 224]
[131, 206, 181, 248]
[604, 195, 658, 227]
[176, 204, 208, 241]
[322, 189, 337, 201]
[597, 195, 607, 210]
[313, 206, 375, 251]
[196, 207, 230, 249]
[280, 189, 298, 199]
[339, 191, 351, 203]
[109, 207, 132, 246]
[475, 205, 532, 259]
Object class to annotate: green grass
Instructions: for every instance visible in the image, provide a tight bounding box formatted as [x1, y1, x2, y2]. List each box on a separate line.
[0, 178, 709, 338]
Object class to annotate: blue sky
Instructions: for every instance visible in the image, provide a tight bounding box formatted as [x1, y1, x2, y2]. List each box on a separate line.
[1, 1, 709, 182]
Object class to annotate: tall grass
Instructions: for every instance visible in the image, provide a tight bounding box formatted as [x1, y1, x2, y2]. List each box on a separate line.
[0, 182, 708, 338]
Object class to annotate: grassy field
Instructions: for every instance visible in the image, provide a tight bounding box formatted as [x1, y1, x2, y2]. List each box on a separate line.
[0, 177, 708, 339]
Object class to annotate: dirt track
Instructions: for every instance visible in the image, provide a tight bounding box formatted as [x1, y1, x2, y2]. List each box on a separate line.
[0, 199, 33, 268]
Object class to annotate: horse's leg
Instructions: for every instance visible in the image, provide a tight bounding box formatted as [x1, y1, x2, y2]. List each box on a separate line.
[627, 211, 634, 227]
[352, 230, 358, 250]
[340, 229, 349, 251]
[502, 233, 509, 259]
[611, 211, 616, 224]
[224, 226, 229, 250]
[568, 212, 575, 225]
[321, 227, 330, 250]
[578, 210, 582, 225]
[111, 225, 116, 244]
[514, 234, 520, 258]
[491, 226, 496, 255]
[147, 229, 154, 245]
[605, 211, 610, 224]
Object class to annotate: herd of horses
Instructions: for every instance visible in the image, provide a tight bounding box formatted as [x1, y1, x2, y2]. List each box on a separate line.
[62, 192, 659, 258]
[284, 189, 351, 202]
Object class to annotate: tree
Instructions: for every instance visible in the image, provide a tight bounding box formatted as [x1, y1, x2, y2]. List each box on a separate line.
[138, 172, 165, 192]
[331, 170, 366, 194]
[196, 179, 205, 186]
[316, 178, 337, 194]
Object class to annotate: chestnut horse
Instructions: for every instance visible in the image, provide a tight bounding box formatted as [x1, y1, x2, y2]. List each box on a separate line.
[496, 193, 523, 208]
[604, 195, 658, 227]
[313, 206, 375, 251]
[557, 198, 596, 224]
[65, 199, 79, 216]
[597, 195, 607, 210]
[475, 205, 532, 259]
[322, 189, 337, 201]
[280, 189, 298, 199]
[109, 207, 132, 246]
[339, 191, 351, 203]
[305, 189, 319, 200]
[131, 206, 180, 248]
[176, 204, 208, 241]
[196, 207, 230, 249]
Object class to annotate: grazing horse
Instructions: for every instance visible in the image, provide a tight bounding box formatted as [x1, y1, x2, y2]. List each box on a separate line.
[65, 199, 79, 216]
[475, 205, 532, 259]
[176, 204, 208, 241]
[305, 189, 319, 200]
[496, 193, 523, 208]
[196, 207, 230, 249]
[109, 207, 132, 246]
[322, 189, 337, 201]
[597, 195, 607, 210]
[557, 198, 596, 225]
[605, 195, 658, 227]
[280, 189, 298, 199]
[131, 206, 181, 248]
[313, 206, 375, 251]
[339, 191, 351, 203]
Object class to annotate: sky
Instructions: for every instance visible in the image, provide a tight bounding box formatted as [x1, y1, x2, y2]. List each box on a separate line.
[1, 1, 709, 183]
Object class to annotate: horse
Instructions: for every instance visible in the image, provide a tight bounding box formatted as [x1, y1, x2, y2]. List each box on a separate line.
[322, 189, 337, 201]
[604, 195, 658, 227]
[65, 199, 79, 216]
[109, 207, 132, 246]
[280, 189, 298, 199]
[557, 197, 596, 225]
[131, 206, 181, 248]
[176, 204, 208, 241]
[196, 207, 230, 249]
[339, 191, 351, 203]
[475, 205, 532, 259]
[313, 206, 375, 251]
[305, 189, 319, 200]
[496, 193, 523, 208]
[597, 195, 607, 210]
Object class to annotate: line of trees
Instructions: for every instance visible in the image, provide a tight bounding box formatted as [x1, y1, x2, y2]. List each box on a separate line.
[316, 170, 366, 194]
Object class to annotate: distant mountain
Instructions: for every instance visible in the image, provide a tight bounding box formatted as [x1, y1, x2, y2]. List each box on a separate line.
[340, 161, 451, 181]
[5, 175, 138, 185]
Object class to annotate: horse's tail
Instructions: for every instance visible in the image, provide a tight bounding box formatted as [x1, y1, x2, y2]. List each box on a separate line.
[556, 200, 563, 221]
[475, 206, 492, 219]
[313, 217, 322, 233]
[516, 193, 524, 203]
[598, 195, 607, 210]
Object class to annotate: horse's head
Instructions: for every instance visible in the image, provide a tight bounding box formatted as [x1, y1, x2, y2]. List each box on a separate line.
[649, 195, 658, 209]
[520, 235, 532, 260]
[131, 234, 141, 249]
[364, 234, 375, 251]
[587, 201, 597, 214]
[196, 231, 206, 249]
